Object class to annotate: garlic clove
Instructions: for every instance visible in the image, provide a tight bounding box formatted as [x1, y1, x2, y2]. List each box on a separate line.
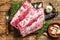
[34, 4, 37, 8]
[50, 27, 57, 31]
[54, 25, 59, 28]
[50, 27, 54, 30]
[56, 30, 60, 34]
[50, 27, 57, 34]
[38, 3, 42, 8]
[51, 30, 56, 34]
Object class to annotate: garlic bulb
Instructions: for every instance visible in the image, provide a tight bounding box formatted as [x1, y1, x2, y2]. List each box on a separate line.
[45, 5, 53, 13]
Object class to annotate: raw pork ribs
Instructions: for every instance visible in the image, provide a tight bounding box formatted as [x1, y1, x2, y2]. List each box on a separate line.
[10, 1, 44, 37]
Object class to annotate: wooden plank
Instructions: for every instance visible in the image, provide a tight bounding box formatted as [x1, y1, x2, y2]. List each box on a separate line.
[0, 3, 11, 11]
[0, 12, 6, 23]
[0, 0, 11, 5]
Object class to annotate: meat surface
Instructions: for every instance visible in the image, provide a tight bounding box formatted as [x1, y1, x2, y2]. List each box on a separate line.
[17, 8, 44, 37]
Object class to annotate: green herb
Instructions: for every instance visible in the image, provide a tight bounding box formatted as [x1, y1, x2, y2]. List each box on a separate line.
[9, 1, 22, 32]
[37, 20, 50, 36]
[9, 1, 22, 20]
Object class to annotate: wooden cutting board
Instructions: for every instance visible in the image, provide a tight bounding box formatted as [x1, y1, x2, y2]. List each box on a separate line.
[0, 0, 60, 40]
